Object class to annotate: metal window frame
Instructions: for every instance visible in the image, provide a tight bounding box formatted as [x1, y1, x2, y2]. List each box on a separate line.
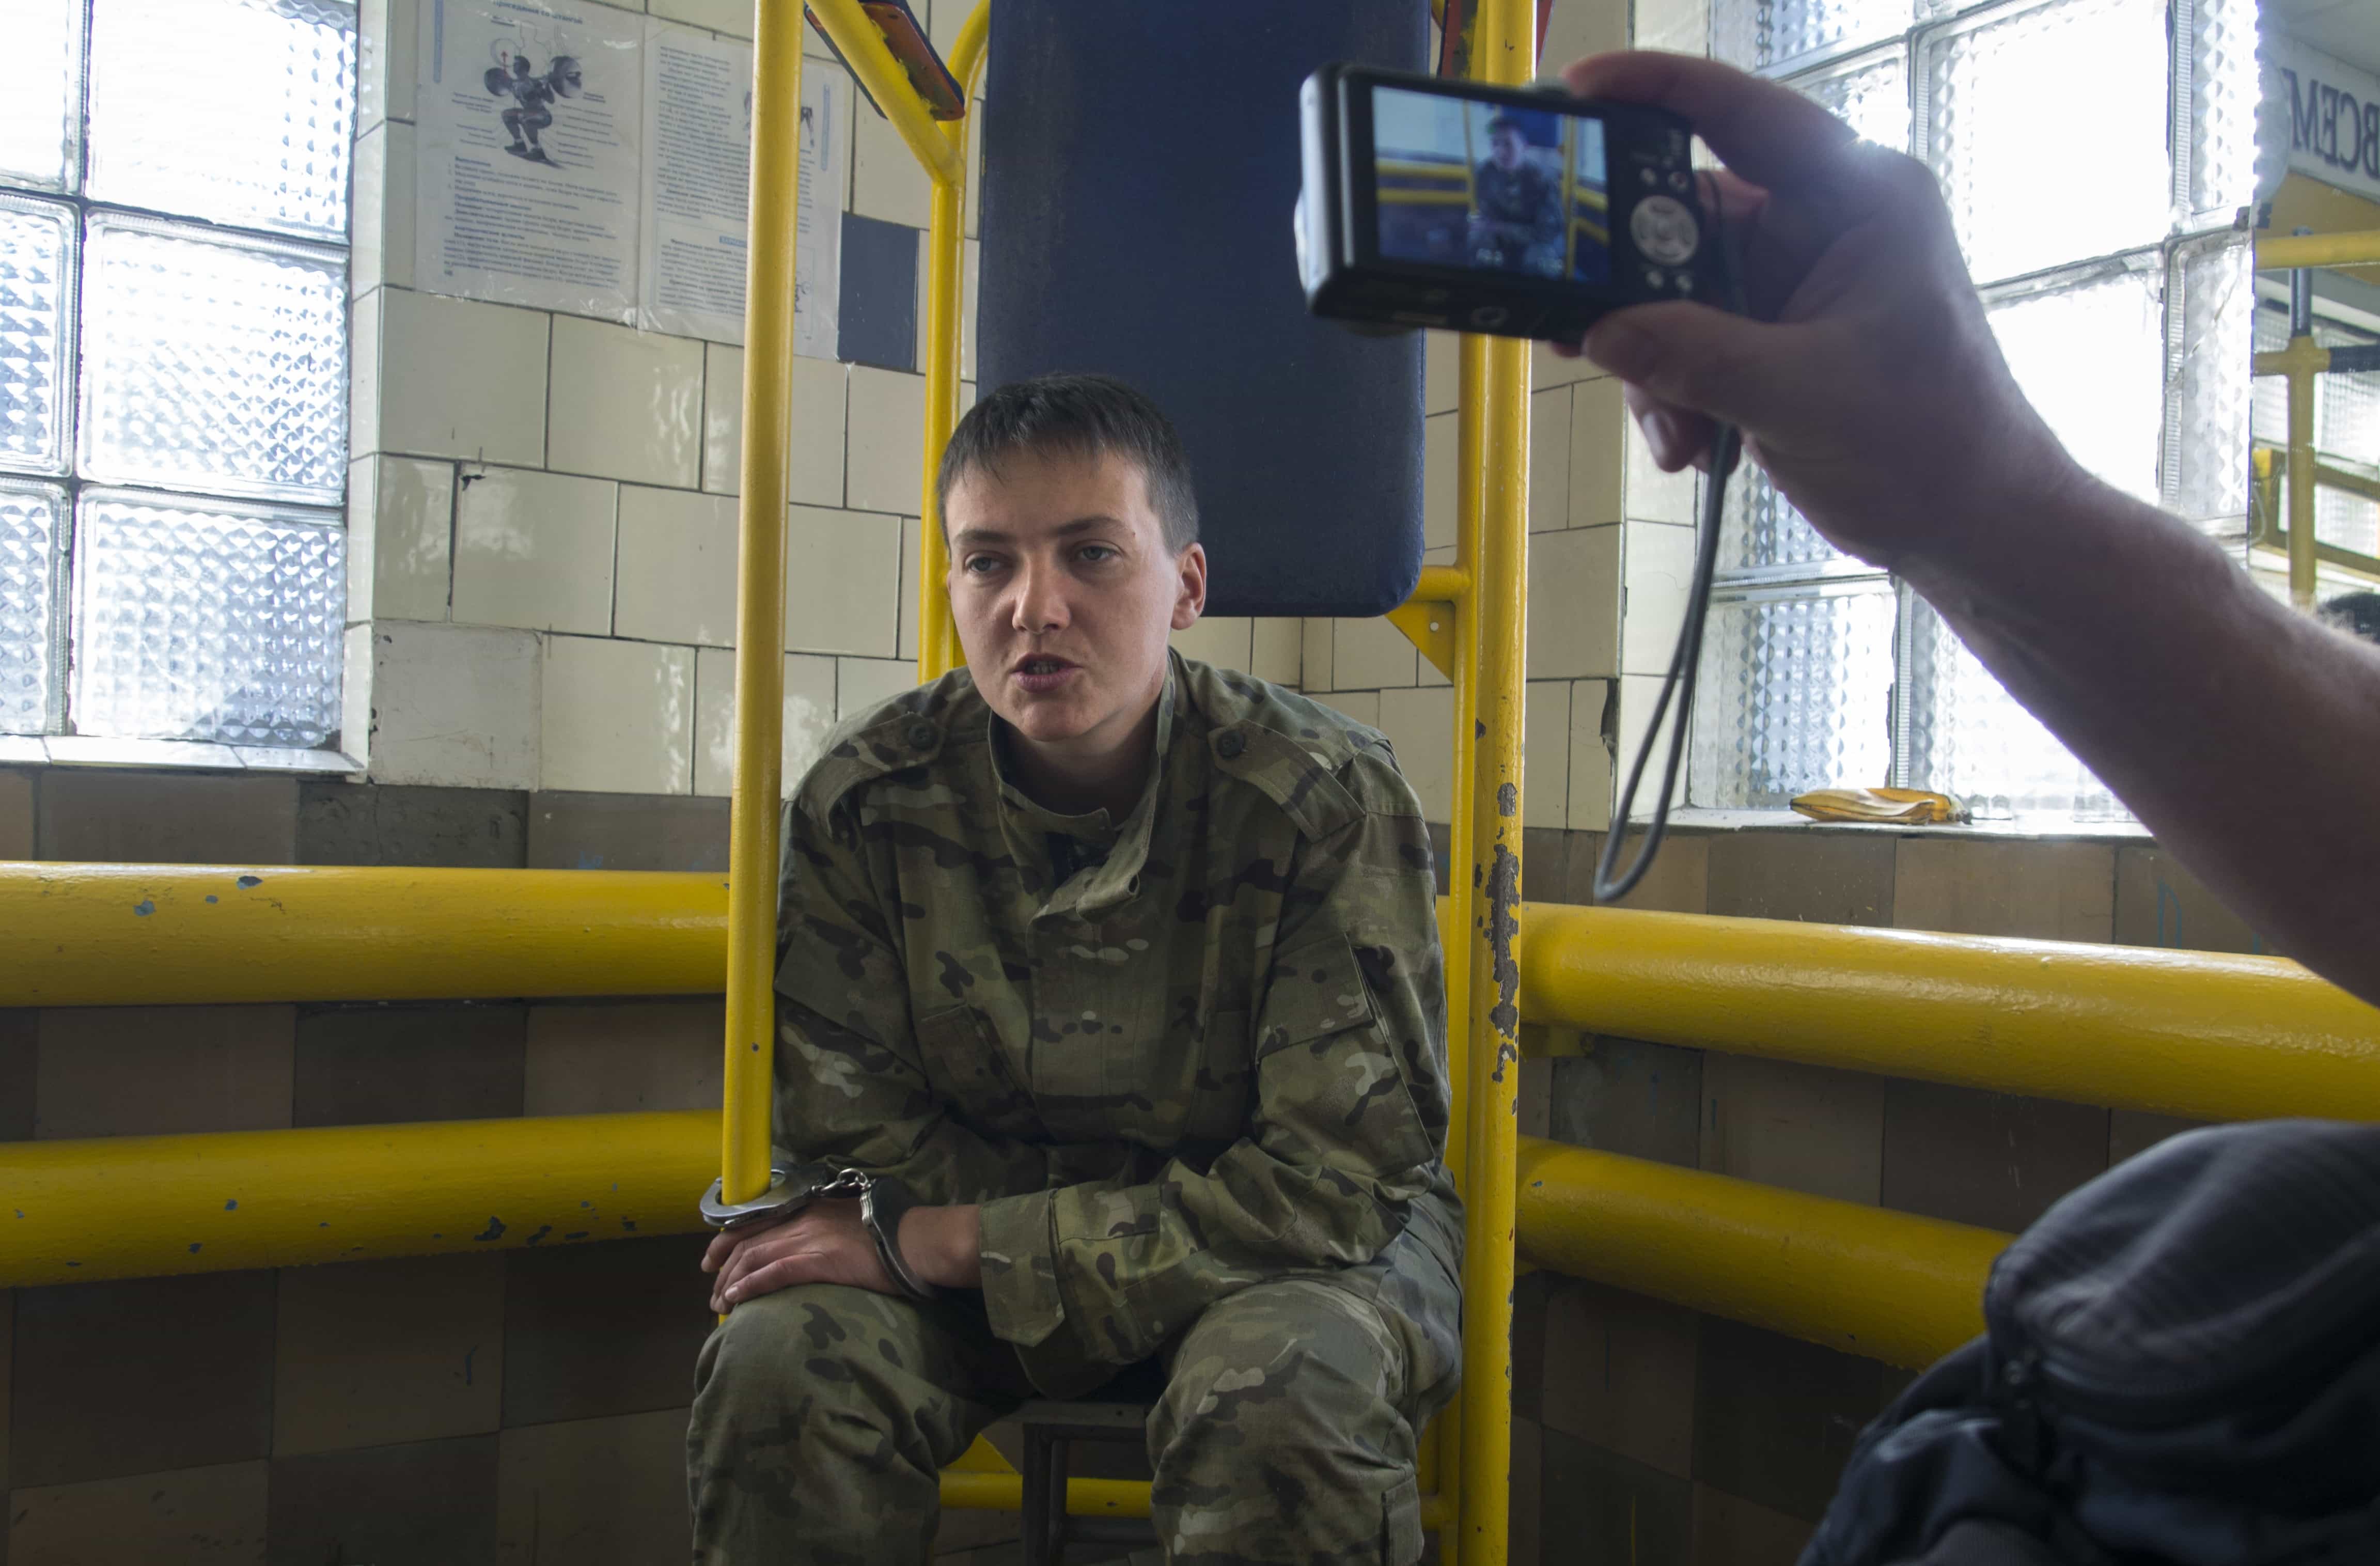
[0, 0, 358, 745]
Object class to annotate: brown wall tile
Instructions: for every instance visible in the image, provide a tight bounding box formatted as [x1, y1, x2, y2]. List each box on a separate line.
[502, 1236, 713, 1428]
[1572, 831, 1710, 913]
[1538, 1279, 1699, 1478]
[1891, 838, 2115, 943]
[1548, 1039, 1702, 1167]
[1705, 833, 1894, 926]
[1513, 1271, 1551, 1423]
[495, 1408, 692, 1565]
[0, 768, 32, 858]
[1540, 1427, 1695, 1566]
[7, 1460, 270, 1563]
[1512, 1414, 1543, 1566]
[1881, 1080, 2108, 1234]
[291, 1003, 527, 1127]
[527, 792, 730, 872]
[0, 1011, 34, 1141]
[932, 1507, 1022, 1554]
[1700, 1054, 1885, 1206]
[34, 1005, 294, 1139]
[1691, 1317, 1886, 1523]
[1523, 825, 1578, 905]
[2112, 845, 2268, 954]
[36, 771, 297, 865]
[298, 782, 529, 868]
[274, 1255, 506, 1455]
[1, 1288, 11, 1489]
[11, 1271, 277, 1488]
[1690, 1482, 1814, 1566]
[268, 1435, 500, 1565]
[2109, 1109, 2212, 1167]
[523, 1001, 726, 1116]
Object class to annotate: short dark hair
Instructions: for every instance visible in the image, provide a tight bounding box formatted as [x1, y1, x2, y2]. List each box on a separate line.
[936, 372, 1200, 552]
[2323, 589, 2380, 645]
[1488, 114, 1525, 138]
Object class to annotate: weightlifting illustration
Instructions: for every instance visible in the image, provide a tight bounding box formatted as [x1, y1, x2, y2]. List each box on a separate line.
[483, 35, 583, 165]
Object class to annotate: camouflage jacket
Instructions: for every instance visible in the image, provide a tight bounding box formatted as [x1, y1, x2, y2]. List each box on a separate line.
[771, 653, 1462, 1394]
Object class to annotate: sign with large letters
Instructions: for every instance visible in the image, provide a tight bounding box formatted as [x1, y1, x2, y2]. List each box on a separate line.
[2264, 36, 2380, 205]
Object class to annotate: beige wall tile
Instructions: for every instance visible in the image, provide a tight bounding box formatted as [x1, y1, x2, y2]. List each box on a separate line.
[1524, 679, 1572, 832]
[1252, 617, 1301, 686]
[36, 1005, 294, 1138]
[961, 235, 980, 381]
[541, 636, 694, 795]
[1539, 1279, 1699, 1477]
[2112, 844, 2267, 953]
[616, 486, 740, 647]
[1892, 838, 2116, 942]
[1335, 616, 1419, 690]
[1567, 678, 1615, 830]
[524, 1001, 726, 1114]
[352, 454, 454, 623]
[452, 467, 617, 635]
[273, 1255, 505, 1455]
[1531, 336, 1601, 388]
[349, 287, 382, 459]
[1424, 409, 1458, 552]
[1542, 0, 1630, 69]
[838, 655, 919, 721]
[547, 316, 703, 489]
[650, 0, 754, 36]
[496, 1408, 691, 1565]
[694, 647, 839, 797]
[1701, 1053, 1886, 1205]
[787, 505, 904, 657]
[1378, 684, 1455, 822]
[1314, 688, 1380, 729]
[1635, 0, 1712, 53]
[377, 289, 549, 466]
[1621, 521, 1697, 676]
[8, 1461, 270, 1560]
[701, 342, 742, 496]
[365, 622, 541, 790]
[897, 520, 927, 663]
[847, 366, 927, 515]
[1529, 386, 1572, 534]
[1527, 525, 1620, 680]
[1612, 671, 1686, 821]
[1569, 376, 1625, 528]
[1426, 330, 1460, 413]
[853, 96, 933, 227]
[1625, 398, 1698, 525]
[351, 118, 417, 296]
[1172, 615, 1252, 672]
[1300, 617, 1335, 692]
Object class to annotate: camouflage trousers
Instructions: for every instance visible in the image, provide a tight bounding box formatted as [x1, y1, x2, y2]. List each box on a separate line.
[686, 1274, 1458, 1565]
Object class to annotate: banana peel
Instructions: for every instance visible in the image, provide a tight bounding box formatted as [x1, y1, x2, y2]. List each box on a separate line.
[1790, 786, 1968, 825]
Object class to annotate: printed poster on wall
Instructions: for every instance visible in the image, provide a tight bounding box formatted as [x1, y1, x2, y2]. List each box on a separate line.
[415, 0, 645, 321]
[636, 23, 845, 354]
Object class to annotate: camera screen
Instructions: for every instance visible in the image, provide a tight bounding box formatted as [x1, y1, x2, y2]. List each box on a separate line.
[1369, 85, 1610, 285]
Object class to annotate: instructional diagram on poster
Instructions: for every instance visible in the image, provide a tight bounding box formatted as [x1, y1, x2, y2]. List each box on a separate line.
[417, 0, 844, 351]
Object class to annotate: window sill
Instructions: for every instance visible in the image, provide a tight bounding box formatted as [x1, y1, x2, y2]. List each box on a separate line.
[1651, 807, 2154, 843]
[0, 733, 361, 777]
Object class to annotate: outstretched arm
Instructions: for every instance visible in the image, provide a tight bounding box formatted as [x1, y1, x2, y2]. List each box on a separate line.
[1557, 50, 2380, 1005]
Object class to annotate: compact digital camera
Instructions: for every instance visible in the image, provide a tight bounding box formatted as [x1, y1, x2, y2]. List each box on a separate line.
[1296, 64, 1711, 341]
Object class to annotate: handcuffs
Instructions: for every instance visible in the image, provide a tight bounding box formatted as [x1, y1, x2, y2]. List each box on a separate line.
[698, 1163, 940, 1301]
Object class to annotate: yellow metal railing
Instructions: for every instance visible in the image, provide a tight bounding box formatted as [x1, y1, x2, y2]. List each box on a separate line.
[2251, 227, 2380, 607]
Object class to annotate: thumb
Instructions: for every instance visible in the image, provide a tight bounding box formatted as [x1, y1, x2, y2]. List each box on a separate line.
[1582, 302, 1804, 436]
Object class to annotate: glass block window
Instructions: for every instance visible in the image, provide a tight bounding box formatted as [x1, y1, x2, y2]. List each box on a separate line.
[1699, 0, 2260, 822]
[2253, 306, 2380, 557]
[0, 0, 354, 747]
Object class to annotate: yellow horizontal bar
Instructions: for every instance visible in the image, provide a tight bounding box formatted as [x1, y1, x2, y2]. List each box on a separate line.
[0, 864, 726, 1007]
[1517, 904, 2380, 1124]
[1382, 190, 1473, 207]
[1516, 1137, 2005, 1369]
[1377, 158, 1467, 179]
[0, 1111, 715, 1288]
[2257, 229, 2380, 271]
[807, 0, 963, 185]
[940, 1474, 1448, 1530]
[1411, 565, 1469, 603]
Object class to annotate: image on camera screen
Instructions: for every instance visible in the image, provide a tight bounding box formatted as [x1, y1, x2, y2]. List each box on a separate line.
[1370, 85, 1610, 285]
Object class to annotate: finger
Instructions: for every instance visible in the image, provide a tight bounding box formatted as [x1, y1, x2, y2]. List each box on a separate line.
[723, 1253, 823, 1305]
[701, 1230, 738, 1273]
[1557, 52, 1860, 207]
[1584, 300, 1807, 434]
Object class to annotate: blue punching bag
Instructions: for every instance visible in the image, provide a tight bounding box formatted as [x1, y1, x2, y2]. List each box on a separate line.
[978, 3, 1429, 618]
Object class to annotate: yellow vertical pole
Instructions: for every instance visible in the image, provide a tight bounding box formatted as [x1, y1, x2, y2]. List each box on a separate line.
[918, 2, 990, 684]
[1456, 0, 1532, 1558]
[721, 0, 806, 1207]
[2285, 258, 2319, 610]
